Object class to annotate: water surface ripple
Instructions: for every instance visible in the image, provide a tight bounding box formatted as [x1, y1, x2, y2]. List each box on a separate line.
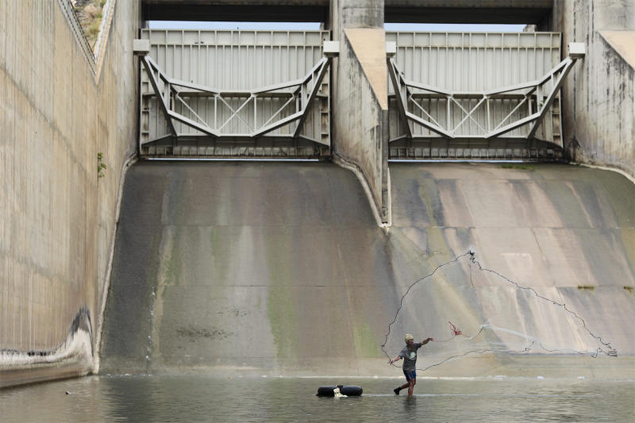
[1, 376, 633, 422]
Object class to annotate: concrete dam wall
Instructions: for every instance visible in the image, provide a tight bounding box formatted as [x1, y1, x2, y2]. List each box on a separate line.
[100, 161, 634, 378]
[0, 1, 140, 387]
[2, 0, 634, 392]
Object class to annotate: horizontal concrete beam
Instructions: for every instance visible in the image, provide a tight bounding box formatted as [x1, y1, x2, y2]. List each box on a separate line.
[386, 0, 552, 23]
[143, 0, 551, 6]
[384, 7, 551, 24]
[143, 3, 329, 22]
[142, 0, 552, 24]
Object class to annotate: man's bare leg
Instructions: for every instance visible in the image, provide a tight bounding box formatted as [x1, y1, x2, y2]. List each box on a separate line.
[407, 379, 416, 397]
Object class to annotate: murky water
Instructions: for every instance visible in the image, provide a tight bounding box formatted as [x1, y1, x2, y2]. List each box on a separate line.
[1, 376, 633, 422]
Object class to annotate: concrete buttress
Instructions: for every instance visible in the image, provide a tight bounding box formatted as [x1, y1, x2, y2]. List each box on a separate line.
[330, 0, 390, 225]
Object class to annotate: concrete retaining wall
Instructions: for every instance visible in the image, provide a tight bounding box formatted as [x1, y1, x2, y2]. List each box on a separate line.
[0, 0, 140, 387]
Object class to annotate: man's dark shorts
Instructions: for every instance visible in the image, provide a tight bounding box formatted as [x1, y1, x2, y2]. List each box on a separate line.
[403, 369, 416, 381]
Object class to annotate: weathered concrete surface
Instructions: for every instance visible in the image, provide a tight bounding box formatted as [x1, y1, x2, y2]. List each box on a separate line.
[0, 0, 140, 387]
[550, 0, 635, 176]
[101, 161, 394, 375]
[100, 161, 634, 378]
[345, 29, 389, 110]
[330, 0, 390, 224]
[600, 31, 635, 67]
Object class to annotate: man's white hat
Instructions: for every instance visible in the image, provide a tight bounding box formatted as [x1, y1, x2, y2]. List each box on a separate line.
[405, 334, 414, 341]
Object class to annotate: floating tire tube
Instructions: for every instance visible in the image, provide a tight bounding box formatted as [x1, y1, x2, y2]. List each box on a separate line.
[316, 385, 363, 397]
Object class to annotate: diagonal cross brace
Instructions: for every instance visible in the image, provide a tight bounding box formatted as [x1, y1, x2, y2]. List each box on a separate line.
[486, 58, 576, 139]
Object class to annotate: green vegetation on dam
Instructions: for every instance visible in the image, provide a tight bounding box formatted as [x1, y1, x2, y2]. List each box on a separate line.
[99, 162, 634, 378]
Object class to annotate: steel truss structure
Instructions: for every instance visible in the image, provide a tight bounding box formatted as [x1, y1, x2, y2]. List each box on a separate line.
[384, 31, 584, 160]
[387, 51, 581, 142]
[139, 53, 332, 145]
[135, 29, 583, 160]
[135, 30, 334, 158]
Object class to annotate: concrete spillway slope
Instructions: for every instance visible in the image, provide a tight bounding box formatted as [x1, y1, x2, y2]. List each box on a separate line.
[99, 162, 634, 378]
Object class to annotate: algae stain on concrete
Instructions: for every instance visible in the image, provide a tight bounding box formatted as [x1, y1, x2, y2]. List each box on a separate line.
[268, 286, 297, 358]
[210, 227, 229, 284]
[162, 168, 187, 225]
[414, 177, 455, 263]
[151, 228, 181, 369]
[419, 178, 445, 227]
[594, 171, 635, 273]
[159, 228, 182, 287]
[266, 233, 299, 359]
[353, 322, 380, 357]
[595, 169, 635, 228]
[427, 227, 455, 262]
[620, 231, 635, 275]
[501, 163, 536, 170]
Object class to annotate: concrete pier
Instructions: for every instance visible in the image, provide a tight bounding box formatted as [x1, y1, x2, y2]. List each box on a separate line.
[549, 0, 635, 176]
[330, 0, 390, 224]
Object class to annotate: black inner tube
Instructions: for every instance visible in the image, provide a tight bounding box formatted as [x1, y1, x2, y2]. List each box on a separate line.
[316, 385, 363, 397]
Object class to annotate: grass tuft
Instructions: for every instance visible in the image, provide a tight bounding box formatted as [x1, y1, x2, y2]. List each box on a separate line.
[577, 285, 595, 291]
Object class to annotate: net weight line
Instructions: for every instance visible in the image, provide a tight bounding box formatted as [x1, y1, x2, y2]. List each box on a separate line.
[381, 250, 618, 372]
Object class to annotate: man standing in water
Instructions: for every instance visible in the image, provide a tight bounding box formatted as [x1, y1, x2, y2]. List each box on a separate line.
[389, 334, 434, 397]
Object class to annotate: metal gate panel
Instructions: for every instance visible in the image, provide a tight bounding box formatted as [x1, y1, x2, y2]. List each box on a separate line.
[387, 32, 561, 91]
[139, 30, 331, 157]
[386, 32, 565, 159]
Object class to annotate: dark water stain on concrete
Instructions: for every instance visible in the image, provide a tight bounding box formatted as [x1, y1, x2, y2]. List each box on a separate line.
[176, 326, 233, 341]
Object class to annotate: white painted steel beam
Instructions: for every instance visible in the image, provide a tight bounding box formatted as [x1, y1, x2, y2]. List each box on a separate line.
[140, 56, 177, 137]
[293, 57, 331, 138]
[526, 57, 577, 139]
[167, 111, 219, 137]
